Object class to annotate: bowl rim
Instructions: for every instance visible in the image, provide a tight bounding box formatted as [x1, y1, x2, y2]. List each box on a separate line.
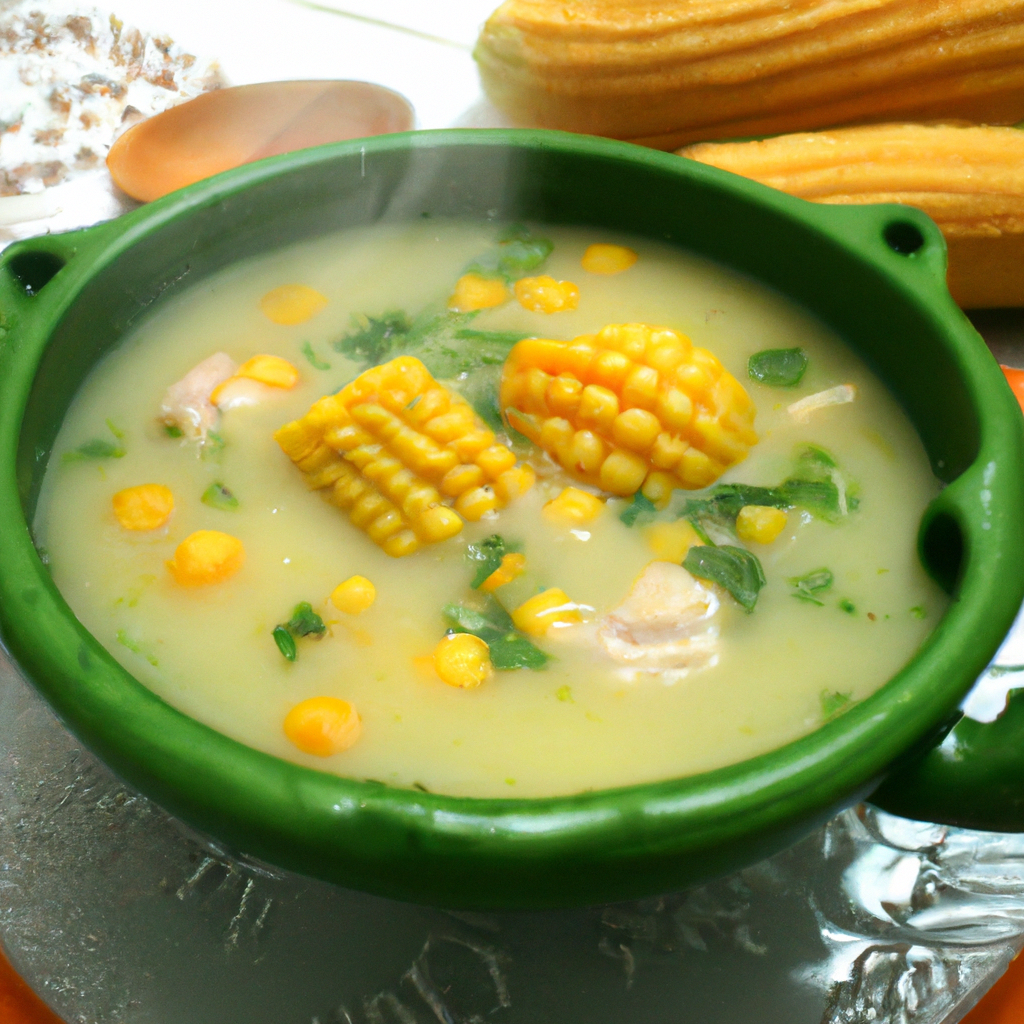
[0, 127, 1022, 907]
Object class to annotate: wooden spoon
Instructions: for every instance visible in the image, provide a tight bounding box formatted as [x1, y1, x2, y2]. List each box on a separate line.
[107, 80, 414, 203]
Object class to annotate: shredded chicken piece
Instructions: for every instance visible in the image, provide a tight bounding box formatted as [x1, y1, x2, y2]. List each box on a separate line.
[159, 352, 235, 441]
[596, 561, 719, 680]
[787, 384, 857, 422]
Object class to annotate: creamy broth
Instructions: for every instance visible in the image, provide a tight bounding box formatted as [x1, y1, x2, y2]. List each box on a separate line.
[35, 221, 946, 798]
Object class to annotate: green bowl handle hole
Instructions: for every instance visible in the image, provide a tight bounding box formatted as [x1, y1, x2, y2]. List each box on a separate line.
[4, 250, 67, 297]
[919, 509, 964, 596]
[884, 220, 926, 256]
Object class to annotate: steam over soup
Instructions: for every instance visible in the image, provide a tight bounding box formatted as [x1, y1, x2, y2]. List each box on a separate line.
[35, 221, 947, 798]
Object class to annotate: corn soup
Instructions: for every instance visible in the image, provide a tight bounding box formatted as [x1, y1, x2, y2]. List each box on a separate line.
[35, 221, 947, 798]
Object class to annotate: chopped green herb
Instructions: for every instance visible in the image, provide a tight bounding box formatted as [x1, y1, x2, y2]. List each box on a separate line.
[619, 492, 658, 528]
[333, 310, 412, 364]
[201, 482, 239, 511]
[467, 225, 555, 282]
[105, 419, 126, 439]
[301, 340, 331, 371]
[683, 545, 766, 611]
[287, 602, 326, 638]
[789, 568, 834, 605]
[273, 625, 297, 662]
[442, 599, 549, 670]
[164, 424, 184, 438]
[115, 629, 159, 667]
[63, 438, 126, 463]
[455, 328, 536, 346]
[405, 395, 421, 410]
[201, 431, 225, 461]
[910, 605, 927, 619]
[748, 348, 808, 387]
[467, 534, 508, 589]
[821, 689, 853, 722]
[989, 664, 1024, 678]
[556, 685, 574, 703]
[839, 598, 857, 614]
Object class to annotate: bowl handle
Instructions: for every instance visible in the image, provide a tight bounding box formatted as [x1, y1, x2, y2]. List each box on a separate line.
[871, 442, 1024, 830]
[0, 221, 122, 329]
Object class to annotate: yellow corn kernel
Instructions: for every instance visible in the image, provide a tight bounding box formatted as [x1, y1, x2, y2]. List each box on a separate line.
[284, 696, 361, 756]
[514, 275, 580, 313]
[259, 284, 328, 325]
[167, 530, 244, 586]
[275, 356, 532, 555]
[501, 323, 756, 495]
[480, 552, 527, 593]
[736, 505, 788, 544]
[543, 486, 605, 526]
[112, 484, 174, 531]
[433, 633, 493, 689]
[645, 520, 703, 562]
[641, 471, 676, 509]
[235, 354, 300, 390]
[581, 243, 638, 275]
[512, 588, 584, 636]
[448, 273, 509, 312]
[331, 575, 376, 614]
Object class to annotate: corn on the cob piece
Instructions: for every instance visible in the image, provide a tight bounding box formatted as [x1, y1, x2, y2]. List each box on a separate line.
[500, 323, 756, 496]
[475, 1, 1024, 150]
[275, 356, 535, 557]
[681, 123, 1024, 308]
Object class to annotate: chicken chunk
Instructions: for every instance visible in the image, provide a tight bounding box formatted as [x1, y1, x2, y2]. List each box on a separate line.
[159, 352, 236, 441]
[597, 561, 719, 679]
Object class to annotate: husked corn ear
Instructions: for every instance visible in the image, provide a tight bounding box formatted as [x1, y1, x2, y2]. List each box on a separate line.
[682, 123, 1024, 309]
[501, 324, 756, 495]
[475, 1, 1024, 151]
[275, 356, 534, 556]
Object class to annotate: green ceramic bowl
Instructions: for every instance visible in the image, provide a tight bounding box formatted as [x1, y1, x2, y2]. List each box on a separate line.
[0, 130, 1022, 910]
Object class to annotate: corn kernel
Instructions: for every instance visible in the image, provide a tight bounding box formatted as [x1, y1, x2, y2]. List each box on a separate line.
[641, 470, 676, 509]
[736, 505, 788, 544]
[599, 449, 648, 496]
[514, 275, 580, 313]
[167, 530, 244, 586]
[331, 575, 376, 614]
[433, 633, 493, 689]
[259, 284, 328, 325]
[276, 356, 532, 555]
[543, 486, 604, 525]
[501, 323, 756, 496]
[112, 484, 174, 531]
[448, 273, 508, 312]
[512, 588, 584, 636]
[283, 696, 361, 756]
[581, 243, 638, 275]
[235, 354, 300, 389]
[645, 521, 703, 562]
[480, 552, 527, 593]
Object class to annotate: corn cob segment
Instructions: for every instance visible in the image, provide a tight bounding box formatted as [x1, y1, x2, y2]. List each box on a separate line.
[475, 0, 1024, 150]
[500, 324, 756, 496]
[275, 357, 535, 556]
[680, 123, 1024, 308]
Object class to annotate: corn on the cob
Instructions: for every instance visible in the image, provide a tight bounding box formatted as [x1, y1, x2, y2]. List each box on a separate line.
[475, 0, 1024, 150]
[275, 356, 535, 557]
[681, 123, 1024, 308]
[500, 323, 757, 496]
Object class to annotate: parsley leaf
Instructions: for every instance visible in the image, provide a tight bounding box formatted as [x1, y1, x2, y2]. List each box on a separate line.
[273, 625, 297, 662]
[442, 599, 549, 671]
[821, 689, 853, 722]
[789, 568, 833, 605]
[333, 310, 412, 364]
[301, 340, 331, 370]
[619, 492, 658, 527]
[748, 348, 808, 387]
[683, 545, 766, 611]
[287, 601, 326, 638]
[467, 534, 508, 589]
[62, 438, 126, 463]
[201, 482, 239, 511]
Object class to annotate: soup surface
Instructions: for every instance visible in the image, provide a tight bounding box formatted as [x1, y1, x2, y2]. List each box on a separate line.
[36, 220, 947, 798]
